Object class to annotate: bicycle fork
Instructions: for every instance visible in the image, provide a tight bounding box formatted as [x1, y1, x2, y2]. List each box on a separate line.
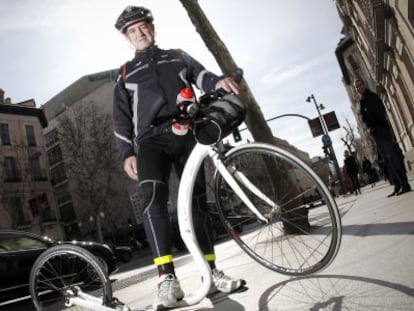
[211, 150, 273, 224]
[177, 144, 214, 306]
[177, 144, 276, 305]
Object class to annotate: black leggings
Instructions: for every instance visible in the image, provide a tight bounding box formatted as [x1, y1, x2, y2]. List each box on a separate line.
[136, 132, 214, 272]
[374, 132, 410, 191]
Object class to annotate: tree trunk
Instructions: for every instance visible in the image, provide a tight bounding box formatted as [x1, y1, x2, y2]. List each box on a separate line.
[178, 0, 274, 143]
[178, 0, 308, 232]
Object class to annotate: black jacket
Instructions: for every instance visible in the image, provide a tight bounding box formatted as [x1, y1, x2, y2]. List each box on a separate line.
[344, 155, 359, 176]
[113, 46, 220, 161]
[359, 89, 391, 137]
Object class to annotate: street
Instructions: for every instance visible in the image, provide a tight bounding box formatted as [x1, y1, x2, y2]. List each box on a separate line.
[2, 176, 414, 311]
[113, 176, 414, 310]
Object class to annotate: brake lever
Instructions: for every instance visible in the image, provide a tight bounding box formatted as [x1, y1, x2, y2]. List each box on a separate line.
[233, 68, 243, 84]
[216, 68, 244, 97]
[198, 68, 244, 107]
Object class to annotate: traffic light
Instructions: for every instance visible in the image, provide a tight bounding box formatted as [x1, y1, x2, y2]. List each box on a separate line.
[322, 145, 334, 160]
[233, 128, 242, 142]
[322, 145, 330, 158]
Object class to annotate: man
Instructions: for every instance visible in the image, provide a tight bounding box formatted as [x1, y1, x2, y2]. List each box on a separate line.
[354, 78, 411, 197]
[343, 150, 361, 195]
[112, 6, 245, 310]
[362, 156, 376, 187]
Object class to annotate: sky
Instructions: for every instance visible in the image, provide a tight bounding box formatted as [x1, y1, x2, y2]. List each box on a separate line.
[0, 0, 357, 161]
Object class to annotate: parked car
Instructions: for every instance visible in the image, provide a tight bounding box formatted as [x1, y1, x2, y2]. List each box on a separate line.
[0, 230, 117, 303]
[112, 245, 133, 263]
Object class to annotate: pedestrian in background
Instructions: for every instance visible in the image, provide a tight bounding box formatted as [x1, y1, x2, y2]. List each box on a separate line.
[344, 150, 361, 195]
[354, 79, 411, 197]
[362, 156, 376, 187]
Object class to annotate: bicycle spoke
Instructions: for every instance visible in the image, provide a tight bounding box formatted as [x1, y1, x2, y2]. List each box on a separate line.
[214, 143, 341, 275]
[30, 245, 112, 311]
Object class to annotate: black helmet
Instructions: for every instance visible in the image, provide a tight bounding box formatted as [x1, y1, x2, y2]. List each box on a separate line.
[115, 6, 153, 33]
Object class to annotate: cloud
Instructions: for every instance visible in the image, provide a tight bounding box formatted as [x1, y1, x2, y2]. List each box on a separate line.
[260, 53, 331, 87]
[0, 0, 62, 31]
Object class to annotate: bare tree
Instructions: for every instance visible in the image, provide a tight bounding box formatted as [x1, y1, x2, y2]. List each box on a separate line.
[341, 118, 357, 153]
[57, 102, 119, 242]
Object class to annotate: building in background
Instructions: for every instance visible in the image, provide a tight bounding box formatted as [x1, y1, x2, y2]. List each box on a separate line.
[0, 96, 62, 238]
[42, 69, 135, 241]
[334, 0, 414, 169]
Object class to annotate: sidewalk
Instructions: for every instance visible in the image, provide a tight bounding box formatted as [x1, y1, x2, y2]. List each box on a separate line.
[112, 174, 414, 311]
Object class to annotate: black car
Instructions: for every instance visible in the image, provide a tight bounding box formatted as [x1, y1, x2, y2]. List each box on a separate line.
[109, 244, 133, 263]
[0, 230, 117, 303]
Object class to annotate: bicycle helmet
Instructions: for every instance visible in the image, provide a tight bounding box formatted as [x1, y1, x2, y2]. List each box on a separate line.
[115, 6, 153, 33]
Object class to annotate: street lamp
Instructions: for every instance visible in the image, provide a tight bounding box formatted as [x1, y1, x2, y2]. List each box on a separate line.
[306, 94, 328, 134]
[306, 94, 345, 194]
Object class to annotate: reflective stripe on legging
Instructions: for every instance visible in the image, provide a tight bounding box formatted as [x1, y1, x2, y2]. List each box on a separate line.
[154, 254, 174, 266]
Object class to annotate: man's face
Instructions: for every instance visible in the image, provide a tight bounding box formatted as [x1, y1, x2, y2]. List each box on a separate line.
[125, 21, 155, 51]
[354, 80, 366, 95]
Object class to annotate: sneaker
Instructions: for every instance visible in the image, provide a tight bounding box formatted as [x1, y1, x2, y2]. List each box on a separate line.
[209, 269, 246, 294]
[153, 274, 185, 310]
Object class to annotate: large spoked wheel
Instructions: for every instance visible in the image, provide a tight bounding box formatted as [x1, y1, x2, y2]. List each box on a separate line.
[214, 142, 342, 276]
[30, 244, 113, 311]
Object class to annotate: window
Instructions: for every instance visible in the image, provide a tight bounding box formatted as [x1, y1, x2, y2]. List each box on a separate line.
[25, 125, 36, 146]
[8, 197, 28, 226]
[51, 163, 67, 185]
[28, 195, 56, 223]
[38, 193, 56, 222]
[389, 83, 395, 96]
[392, 64, 399, 79]
[4, 156, 20, 181]
[29, 157, 44, 180]
[60, 202, 76, 222]
[28, 198, 39, 216]
[45, 129, 59, 148]
[0, 123, 11, 145]
[47, 146, 63, 166]
[56, 191, 72, 205]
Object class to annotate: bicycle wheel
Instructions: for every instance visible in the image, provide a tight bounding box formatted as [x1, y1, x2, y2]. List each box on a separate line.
[29, 244, 113, 311]
[214, 142, 342, 276]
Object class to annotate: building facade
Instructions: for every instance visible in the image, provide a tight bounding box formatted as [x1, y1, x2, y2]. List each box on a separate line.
[334, 0, 414, 169]
[42, 69, 134, 240]
[0, 98, 62, 238]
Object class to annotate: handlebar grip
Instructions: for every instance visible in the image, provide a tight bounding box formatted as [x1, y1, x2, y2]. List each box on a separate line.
[217, 68, 243, 96]
[233, 68, 243, 84]
[186, 103, 199, 117]
[198, 68, 244, 107]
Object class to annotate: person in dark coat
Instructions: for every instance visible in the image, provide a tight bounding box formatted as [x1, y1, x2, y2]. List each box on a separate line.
[354, 79, 411, 197]
[344, 150, 361, 195]
[362, 156, 376, 187]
